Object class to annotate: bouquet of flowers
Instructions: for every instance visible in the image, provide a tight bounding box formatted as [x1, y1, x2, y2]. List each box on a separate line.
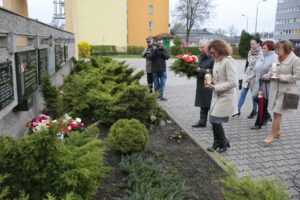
[26, 113, 84, 139]
[170, 53, 199, 78]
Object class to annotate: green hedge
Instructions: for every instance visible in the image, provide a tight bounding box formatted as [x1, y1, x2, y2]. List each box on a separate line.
[169, 46, 199, 56]
[91, 45, 117, 56]
[127, 46, 145, 55]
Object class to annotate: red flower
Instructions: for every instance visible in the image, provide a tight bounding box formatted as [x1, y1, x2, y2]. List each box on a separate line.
[184, 56, 194, 63]
[68, 120, 77, 128]
[177, 54, 184, 58]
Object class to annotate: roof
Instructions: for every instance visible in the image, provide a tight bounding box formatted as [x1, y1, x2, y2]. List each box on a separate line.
[153, 33, 174, 39]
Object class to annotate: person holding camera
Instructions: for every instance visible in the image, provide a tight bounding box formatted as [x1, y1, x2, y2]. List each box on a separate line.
[147, 38, 170, 100]
[142, 37, 154, 93]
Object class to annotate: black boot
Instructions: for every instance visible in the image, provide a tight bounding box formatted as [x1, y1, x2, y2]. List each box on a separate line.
[207, 125, 220, 152]
[214, 124, 230, 153]
[247, 109, 257, 119]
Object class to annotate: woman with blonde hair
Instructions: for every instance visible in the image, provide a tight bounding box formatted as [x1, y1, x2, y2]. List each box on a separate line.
[206, 40, 238, 153]
[264, 40, 300, 144]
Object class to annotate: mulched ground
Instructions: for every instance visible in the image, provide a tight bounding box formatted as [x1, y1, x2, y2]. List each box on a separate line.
[93, 120, 224, 200]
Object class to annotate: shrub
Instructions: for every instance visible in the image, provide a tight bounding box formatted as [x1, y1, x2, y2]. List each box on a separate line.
[127, 46, 145, 55]
[41, 76, 63, 118]
[220, 161, 289, 200]
[78, 41, 91, 58]
[120, 153, 187, 199]
[173, 36, 182, 46]
[0, 124, 107, 199]
[108, 119, 148, 153]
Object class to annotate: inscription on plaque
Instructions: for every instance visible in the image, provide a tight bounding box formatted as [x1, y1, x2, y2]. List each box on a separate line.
[0, 61, 14, 110]
[55, 45, 62, 71]
[38, 48, 48, 85]
[15, 50, 38, 102]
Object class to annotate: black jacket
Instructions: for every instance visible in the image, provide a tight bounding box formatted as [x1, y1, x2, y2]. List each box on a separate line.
[195, 53, 214, 108]
[147, 47, 170, 73]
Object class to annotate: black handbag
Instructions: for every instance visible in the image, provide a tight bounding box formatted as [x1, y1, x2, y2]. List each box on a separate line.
[283, 93, 299, 109]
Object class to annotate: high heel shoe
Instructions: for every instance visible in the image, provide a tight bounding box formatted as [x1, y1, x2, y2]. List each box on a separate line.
[232, 111, 241, 117]
[247, 110, 257, 119]
[274, 130, 281, 138]
[217, 140, 230, 153]
[207, 141, 220, 152]
[263, 134, 275, 144]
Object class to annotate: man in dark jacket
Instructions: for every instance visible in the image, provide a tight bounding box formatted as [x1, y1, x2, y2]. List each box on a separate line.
[147, 38, 170, 100]
[192, 41, 214, 128]
[142, 36, 154, 93]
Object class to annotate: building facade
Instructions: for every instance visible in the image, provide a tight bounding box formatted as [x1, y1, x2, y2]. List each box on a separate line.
[65, 0, 128, 50]
[127, 0, 169, 47]
[274, 0, 300, 47]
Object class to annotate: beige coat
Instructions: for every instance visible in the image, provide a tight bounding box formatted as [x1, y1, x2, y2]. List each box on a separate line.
[210, 56, 238, 118]
[268, 52, 300, 114]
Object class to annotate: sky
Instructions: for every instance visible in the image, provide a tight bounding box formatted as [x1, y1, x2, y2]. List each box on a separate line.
[0, 0, 278, 35]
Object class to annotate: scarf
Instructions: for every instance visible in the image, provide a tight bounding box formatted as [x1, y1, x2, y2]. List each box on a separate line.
[248, 46, 262, 69]
[278, 54, 288, 63]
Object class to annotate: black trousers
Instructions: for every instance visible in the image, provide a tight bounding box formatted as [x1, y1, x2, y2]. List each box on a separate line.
[211, 123, 227, 148]
[255, 98, 271, 127]
[199, 107, 209, 123]
[147, 73, 153, 92]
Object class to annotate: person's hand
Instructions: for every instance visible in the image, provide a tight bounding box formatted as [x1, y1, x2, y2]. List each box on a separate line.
[194, 67, 200, 72]
[205, 83, 215, 90]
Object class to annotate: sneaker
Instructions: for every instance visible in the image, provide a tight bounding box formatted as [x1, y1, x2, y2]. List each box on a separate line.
[159, 97, 167, 101]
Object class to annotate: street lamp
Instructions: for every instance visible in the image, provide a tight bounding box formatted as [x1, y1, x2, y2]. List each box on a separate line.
[242, 14, 248, 32]
[255, 0, 267, 34]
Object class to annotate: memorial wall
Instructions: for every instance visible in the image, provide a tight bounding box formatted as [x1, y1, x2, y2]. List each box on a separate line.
[0, 7, 75, 138]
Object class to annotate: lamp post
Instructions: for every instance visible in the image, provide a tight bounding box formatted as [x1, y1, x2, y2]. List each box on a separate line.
[255, 0, 267, 34]
[242, 14, 248, 32]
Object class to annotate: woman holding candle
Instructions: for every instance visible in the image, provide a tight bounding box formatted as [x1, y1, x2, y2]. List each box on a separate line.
[264, 40, 300, 144]
[205, 40, 238, 153]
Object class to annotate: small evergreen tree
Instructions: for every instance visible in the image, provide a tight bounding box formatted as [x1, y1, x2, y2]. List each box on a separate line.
[238, 30, 253, 58]
[173, 36, 182, 46]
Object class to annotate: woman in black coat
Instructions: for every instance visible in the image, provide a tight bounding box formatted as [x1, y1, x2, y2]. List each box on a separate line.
[192, 41, 214, 128]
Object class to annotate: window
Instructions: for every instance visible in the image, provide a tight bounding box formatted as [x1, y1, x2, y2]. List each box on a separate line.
[148, 5, 153, 15]
[148, 21, 153, 30]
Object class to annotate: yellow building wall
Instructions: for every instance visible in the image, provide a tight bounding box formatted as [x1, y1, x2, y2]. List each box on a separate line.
[3, 0, 28, 16]
[65, 0, 127, 50]
[127, 0, 169, 47]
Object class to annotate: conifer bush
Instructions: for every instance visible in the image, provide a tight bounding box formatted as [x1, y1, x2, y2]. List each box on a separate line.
[108, 119, 148, 153]
[0, 124, 107, 200]
[78, 41, 91, 58]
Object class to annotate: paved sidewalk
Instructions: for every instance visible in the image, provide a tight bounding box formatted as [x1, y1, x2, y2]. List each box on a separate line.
[119, 58, 300, 199]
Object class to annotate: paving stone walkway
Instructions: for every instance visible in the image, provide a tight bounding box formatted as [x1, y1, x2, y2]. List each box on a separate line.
[119, 58, 300, 200]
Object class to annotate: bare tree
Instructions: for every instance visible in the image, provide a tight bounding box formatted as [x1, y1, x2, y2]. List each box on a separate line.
[174, 0, 214, 42]
[228, 25, 238, 38]
[170, 23, 185, 35]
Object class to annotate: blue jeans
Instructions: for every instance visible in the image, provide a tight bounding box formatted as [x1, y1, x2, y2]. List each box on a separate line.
[238, 87, 257, 111]
[152, 71, 167, 98]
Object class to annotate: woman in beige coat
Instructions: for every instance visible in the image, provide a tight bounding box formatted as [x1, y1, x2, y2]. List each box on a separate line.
[206, 40, 238, 153]
[265, 40, 300, 144]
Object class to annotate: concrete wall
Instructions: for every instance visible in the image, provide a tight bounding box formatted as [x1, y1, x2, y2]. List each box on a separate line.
[127, 0, 169, 47]
[65, 0, 127, 51]
[0, 7, 75, 138]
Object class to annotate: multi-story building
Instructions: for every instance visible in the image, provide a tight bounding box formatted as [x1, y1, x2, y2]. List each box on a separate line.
[65, 0, 169, 50]
[127, 0, 169, 47]
[274, 0, 300, 48]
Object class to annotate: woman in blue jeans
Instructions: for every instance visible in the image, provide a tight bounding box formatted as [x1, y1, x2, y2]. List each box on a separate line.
[233, 38, 262, 118]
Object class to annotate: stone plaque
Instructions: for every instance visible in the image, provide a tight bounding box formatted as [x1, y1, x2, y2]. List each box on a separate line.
[0, 61, 14, 110]
[64, 46, 68, 61]
[55, 45, 62, 71]
[15, 50, 38, 102]
[38, 48, 48, 85]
